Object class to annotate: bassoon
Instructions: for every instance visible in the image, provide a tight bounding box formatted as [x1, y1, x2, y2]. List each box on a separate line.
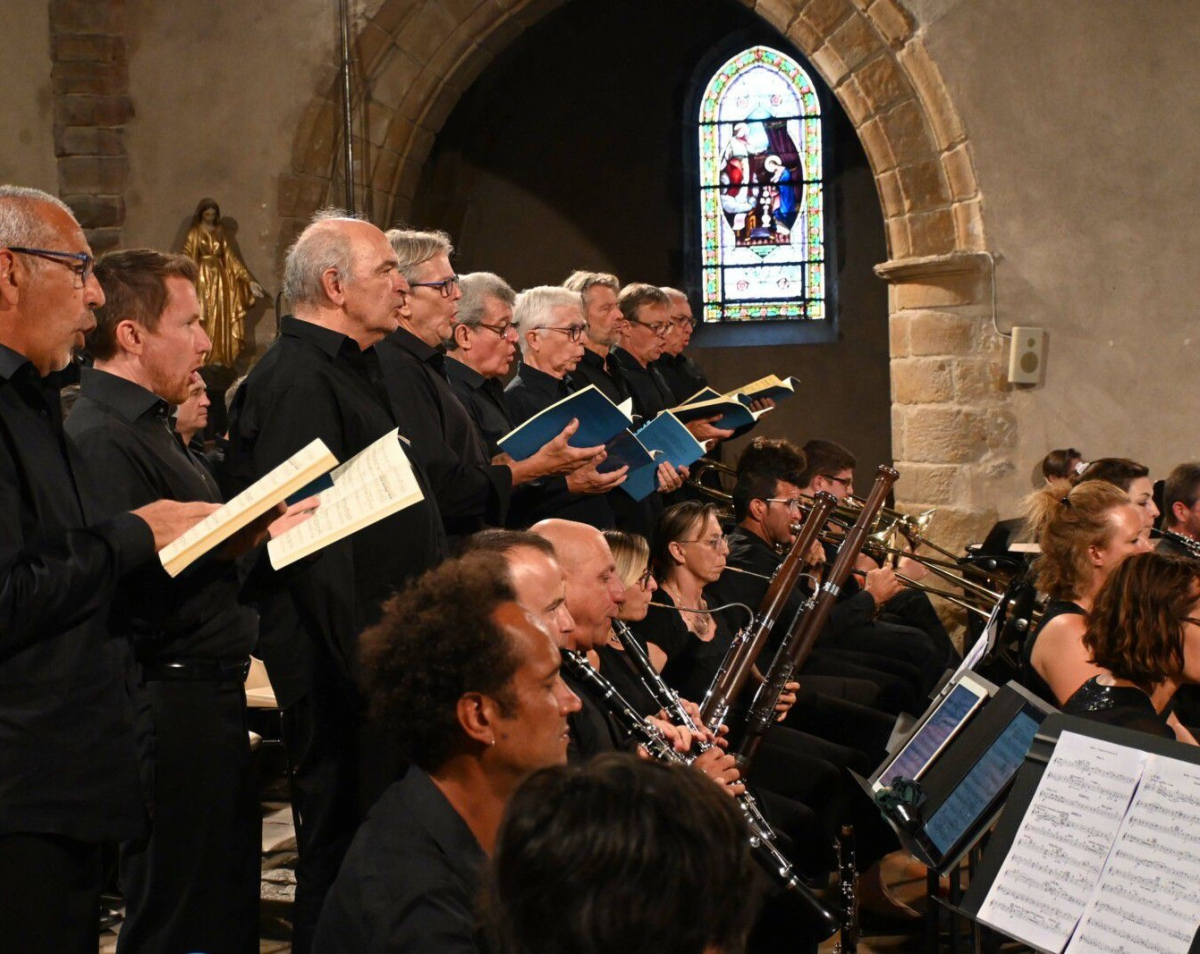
[733, 465, 900, 773]
[698, 491, 839, 735]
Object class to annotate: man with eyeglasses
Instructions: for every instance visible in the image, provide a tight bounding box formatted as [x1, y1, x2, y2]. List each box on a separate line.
[562, 270, 632, 407]
[611, 283, 733, 449]
[379, 233, 597, 539]
[798, 439, 955, 693]
[0, 186, 218, 948]
[653, 287, 710, 405]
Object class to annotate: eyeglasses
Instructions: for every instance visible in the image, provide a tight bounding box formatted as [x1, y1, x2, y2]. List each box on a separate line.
[674, 317, 698, 330]
[636, 565, 654, 590]
[1183, 617, 1200, 627]
[679, 534, 730, 552]
[476, 320, 518, 342]
[540, 324, 586, 343]
[765, 497, 803, 513]
[821, 474, 854, 491]
[410, 274, 459, 298]
[629, 318, 669, 337]
[7, 247, 94, 287]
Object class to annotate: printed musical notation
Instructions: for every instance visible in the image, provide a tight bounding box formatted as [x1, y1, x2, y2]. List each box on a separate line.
[1066, 756, 1200, 954]
[977, 732, 1146, 953]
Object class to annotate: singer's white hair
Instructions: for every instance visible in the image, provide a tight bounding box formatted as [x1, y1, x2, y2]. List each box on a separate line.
[514, 286, 584, 357]
[282, 208, 366, 307]
[0, 186, 76, 255]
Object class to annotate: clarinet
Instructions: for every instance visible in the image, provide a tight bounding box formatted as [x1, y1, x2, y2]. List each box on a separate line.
[698, 492, 839, 736]
[1152, 527, 1200, 559]
[734, 466, 900, 773]
[559, 649, 840, 939]
[833, 825, 859, 954]
[610, 621, 773, 838]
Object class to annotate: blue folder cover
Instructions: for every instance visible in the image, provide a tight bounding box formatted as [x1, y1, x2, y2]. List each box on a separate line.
[498, 385, 631, 461]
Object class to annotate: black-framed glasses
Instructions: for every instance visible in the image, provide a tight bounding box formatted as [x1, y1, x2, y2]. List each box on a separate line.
[821, 474, 854, 490]
[637, 564, 654, 590]
[1183, 617, 1200, 627]
[6, 247, 94, 287]
[765, 496, 803, 513]
[629, 318, 669, 337]
[674, 316, 698, 330]
[679, 534, 730, 552]
[410, 274, 459, 298]
[477, 320, 518, 342]
[541, 324, 586, 342]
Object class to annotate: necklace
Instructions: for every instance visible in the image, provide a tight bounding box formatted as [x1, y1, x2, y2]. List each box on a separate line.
[663, 582, 710, 636]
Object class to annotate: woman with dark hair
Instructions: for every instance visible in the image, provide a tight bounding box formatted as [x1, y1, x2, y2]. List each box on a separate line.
[1075, 456, 1160, 529]
[1062, 551, 1200, 742]
[181, 197, 264, 367]
[1041, 447, 1084, 482]
[1019, 479, 1151, 704]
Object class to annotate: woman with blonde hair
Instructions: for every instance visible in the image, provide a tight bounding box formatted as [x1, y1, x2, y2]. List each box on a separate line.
[1063, 551, 1200, 743]
[1020, 479, 1151, 704]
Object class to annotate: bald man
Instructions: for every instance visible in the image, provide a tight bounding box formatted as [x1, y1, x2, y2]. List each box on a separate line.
[225, 210, 449, 951]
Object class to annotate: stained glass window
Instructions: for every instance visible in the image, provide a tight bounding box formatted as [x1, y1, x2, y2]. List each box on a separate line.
[698, 45, 825, 324]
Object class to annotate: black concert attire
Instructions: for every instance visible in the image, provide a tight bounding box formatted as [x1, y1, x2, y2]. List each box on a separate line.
[0, 346, 151, 951]
[709, 527, 925, 715]
[1020, 599, 1086, 706]
[568, 347, 632, 407]
[504, 361, 615, 529]
[376, 329, 511, 537]
[66, 368, 259, 953]
[226, 317, 449, 952]
[1062, 677, 1174, 740]
[653, 351, 708, 405]
[313, 767, 486, 954]
[444, 356, 513, 456]
[610, 346, 675, 420]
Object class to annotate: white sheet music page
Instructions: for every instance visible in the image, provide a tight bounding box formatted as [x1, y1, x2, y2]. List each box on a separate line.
[160, 437, 335, 577]
[977, 732, 1147, 953]
[268, 429, 423, 570]
[1066, 754, 1200, 954]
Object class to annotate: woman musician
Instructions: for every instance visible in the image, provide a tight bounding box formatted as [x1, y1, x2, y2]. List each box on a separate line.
[1062, 551, 1200, 743]
[1020, 479, 1152, 705]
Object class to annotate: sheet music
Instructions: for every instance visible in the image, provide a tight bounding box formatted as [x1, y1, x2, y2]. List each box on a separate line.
[160, 438, 335, 577]
[1066, 755, 1200, 954]
[268, 430, 422, 569]
[977, 732, 1146, 953]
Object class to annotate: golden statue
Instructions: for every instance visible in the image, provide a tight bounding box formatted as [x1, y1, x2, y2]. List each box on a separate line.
[181, 198, 264, 367]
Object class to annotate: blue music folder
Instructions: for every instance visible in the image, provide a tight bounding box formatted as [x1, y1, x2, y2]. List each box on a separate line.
[498, 385, 632, 461]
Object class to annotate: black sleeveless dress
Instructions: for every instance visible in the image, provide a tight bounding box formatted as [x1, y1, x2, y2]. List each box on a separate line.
[1062, 677, 1174, 740]
[1020, 599, 1085, 705]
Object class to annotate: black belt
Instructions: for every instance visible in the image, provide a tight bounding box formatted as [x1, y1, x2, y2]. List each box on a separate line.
[141, 658, 251, 684]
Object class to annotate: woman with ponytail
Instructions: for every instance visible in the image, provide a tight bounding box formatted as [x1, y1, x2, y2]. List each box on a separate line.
[1019, 479, 1151, 704]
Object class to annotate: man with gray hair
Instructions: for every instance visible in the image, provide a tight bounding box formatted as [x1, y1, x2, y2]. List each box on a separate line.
[226, 210, 448, 952]
[506, 285, 590, 424]
[562, 270, 631, 407]
[0, 186, 215, 948]
[654, 286, 710, 404]
[378, 233, 598, 538]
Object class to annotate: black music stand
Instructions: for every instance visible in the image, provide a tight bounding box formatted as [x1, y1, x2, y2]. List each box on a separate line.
[959, 714, 1200, 954]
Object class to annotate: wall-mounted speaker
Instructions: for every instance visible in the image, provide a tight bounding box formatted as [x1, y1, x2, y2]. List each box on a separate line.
[1007, 327, 1045, 385]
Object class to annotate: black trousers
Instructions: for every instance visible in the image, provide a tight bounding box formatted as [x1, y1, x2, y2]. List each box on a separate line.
[0, 832, 102, 954]
[118, 678, 260, 954]
[281, 675, 363, 954]
[822, 618, 946, 697]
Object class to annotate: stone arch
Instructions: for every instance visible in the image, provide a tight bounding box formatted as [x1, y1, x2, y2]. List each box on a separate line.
[283, 0, 1011, 544]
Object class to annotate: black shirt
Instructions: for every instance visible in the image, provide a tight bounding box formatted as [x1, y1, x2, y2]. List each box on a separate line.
[225, 317, 448, 706]
[376, 329, 511, 535]
[503, 361, 614, 530]
[568, 347, 631, 409]
[1062, 677, 1174, 740]
[653, 351, 709, 405]
[631, 589, 735, 704]
[313, 766, 487, 954]
[610, 346, 675, 421]
[562, 662, 632, 763]
[66, 368, 257, 663]
[0, 344, 150, 841]
[444, 357, 514, 457]
[504, 361, 572, 428]
[1020, 599, 1086, 706]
